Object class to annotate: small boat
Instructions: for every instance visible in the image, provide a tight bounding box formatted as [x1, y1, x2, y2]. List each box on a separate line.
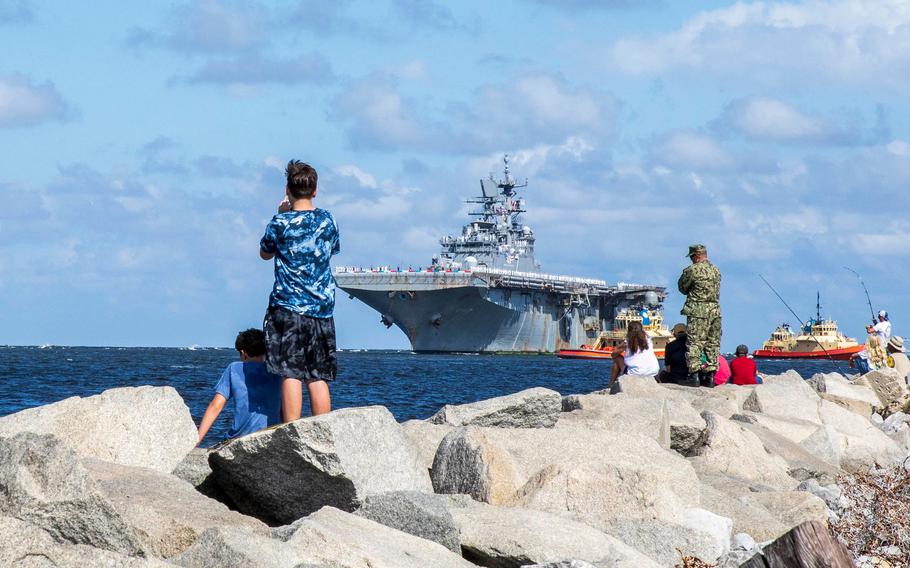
[753, 294, 863, 360]
[557, 306, 672, 360]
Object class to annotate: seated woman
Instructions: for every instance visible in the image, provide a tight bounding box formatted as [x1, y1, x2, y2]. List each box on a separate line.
[713, 354, 732, 386]
[610, 321, 660, 384]
[730, 344, 762, 385]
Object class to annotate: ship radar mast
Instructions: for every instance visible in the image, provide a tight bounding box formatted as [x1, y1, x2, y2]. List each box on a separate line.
[439, 154, 538, 272]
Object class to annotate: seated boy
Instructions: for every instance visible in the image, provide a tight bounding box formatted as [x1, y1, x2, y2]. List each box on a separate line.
[260, 160, 340, 421]
[196, 328, 283, 445]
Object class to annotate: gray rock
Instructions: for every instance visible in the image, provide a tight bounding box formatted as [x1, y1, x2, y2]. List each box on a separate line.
[172, 526, 305, 568]
[731, 532, 757, 551]
[0, 432, 144, 556]
[355, 491, 460, 553]
[862, 368, 910, 407]
[558, 394, 671, 449]
[444, 494, 661, 568]
[521, 561, 599, 568]
[731, 413, 844, 485]
[285, 506, 475, 567]
[85, 458, 269, 558]
[0, 386, 196, 473]
[428, 387, 562, 429]
[817, 399, 904, 470]
[431, 426, 522, 505]
[687, 411, 797, 490]
[210, 406, 432, 525]
[606, 374, 660, 395]
[871, 413, 885, 425]
[797, 479, 847, 517]
[881, 411, 910, 434]
[742, 380, 822, 423]
[172, 447, 234, 505]
[400, 419, 454, 475]
[0, 516, 170, 567]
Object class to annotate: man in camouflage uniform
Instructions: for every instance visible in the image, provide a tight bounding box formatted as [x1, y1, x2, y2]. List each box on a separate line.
[677, 244, 722, 387]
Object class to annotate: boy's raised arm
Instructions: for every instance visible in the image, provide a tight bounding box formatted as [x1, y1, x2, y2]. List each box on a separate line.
[196, 393, 227, 447]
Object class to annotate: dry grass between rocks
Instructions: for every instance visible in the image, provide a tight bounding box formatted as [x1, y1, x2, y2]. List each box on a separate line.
[832, 461, 910, 564]
[675, 550, 716, 568]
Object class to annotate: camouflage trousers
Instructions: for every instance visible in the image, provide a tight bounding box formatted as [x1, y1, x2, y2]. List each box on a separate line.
[686, 314, 722, 374]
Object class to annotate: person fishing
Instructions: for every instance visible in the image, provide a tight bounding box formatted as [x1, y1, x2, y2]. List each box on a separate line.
[677, 244, 722, 387]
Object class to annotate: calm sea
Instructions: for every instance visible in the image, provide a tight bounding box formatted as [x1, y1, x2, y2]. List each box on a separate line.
[0, 347, 851, 447]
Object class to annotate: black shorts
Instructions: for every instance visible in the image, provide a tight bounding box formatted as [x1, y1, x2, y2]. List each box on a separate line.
[263, 307, 337, 383]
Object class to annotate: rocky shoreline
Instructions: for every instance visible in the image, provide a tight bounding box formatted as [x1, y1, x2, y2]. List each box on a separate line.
[1, 369, 908, 567]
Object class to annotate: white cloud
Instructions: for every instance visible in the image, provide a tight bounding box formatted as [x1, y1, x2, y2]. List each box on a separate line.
[333, 165, 378, 189]
[725, 98, 827, 141]
[607, 0, 910, 87]
[655, 131, 733, 171]
[887, 140, 910, 157]
[0, 74, 71, 128]
[330, 72, 617, 154]
[128, 0, 269, 53]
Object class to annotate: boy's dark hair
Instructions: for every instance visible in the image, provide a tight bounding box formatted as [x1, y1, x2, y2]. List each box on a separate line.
[286, 160, 318, 199]
[235, 328, 267, 357]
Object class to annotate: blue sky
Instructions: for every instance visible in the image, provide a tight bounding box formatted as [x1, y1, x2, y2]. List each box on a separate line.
[2, 0, 909, 350]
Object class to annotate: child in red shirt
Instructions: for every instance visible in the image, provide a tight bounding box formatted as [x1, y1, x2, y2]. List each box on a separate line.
[730, 344, 761, 385]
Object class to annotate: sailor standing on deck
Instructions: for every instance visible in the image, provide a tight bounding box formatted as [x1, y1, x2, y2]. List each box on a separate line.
[677, 244, 722, 387]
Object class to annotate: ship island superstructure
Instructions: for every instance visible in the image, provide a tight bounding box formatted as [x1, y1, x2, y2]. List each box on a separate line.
[333, 156, 667, 353]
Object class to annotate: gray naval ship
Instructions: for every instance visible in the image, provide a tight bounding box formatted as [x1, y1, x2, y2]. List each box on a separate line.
[334, 156, 666, 353]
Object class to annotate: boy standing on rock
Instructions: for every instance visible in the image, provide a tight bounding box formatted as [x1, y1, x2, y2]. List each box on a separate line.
[196, 328, 284, 445]
[260, 160, 341, 421]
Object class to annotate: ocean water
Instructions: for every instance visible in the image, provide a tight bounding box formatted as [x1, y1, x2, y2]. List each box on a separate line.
[0, 346, 852, 447]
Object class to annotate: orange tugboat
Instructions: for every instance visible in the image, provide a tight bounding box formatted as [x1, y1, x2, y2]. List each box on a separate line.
[557, 307, 674, 360]
[753, 294, 863, 360]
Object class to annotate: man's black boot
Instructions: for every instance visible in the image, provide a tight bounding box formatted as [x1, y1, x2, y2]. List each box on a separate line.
[701, 371, 716, 388]
[682, 372, 700, 387]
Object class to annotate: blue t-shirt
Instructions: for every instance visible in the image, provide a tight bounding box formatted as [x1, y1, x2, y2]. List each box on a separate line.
[260, 208, 340, 318]
[215, 361, 283, 439]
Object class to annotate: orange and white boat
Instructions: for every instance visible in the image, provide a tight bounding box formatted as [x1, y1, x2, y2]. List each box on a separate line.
[557, 307, 673, 360]
[753, 295, 863, 360]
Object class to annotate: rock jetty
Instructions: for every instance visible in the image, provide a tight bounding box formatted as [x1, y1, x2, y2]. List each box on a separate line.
[0, 375, 906, 567]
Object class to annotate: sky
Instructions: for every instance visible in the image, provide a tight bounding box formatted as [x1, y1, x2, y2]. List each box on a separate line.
[1, 0, 909, 350]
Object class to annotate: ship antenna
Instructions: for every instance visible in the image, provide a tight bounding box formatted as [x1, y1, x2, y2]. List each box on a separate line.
[758, 274, 833, 360]
[816, 291, 821, 322]
[503, 154, 512, 185]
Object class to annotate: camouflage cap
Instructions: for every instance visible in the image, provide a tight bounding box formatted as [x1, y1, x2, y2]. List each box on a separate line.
[686, 244, 707, 257]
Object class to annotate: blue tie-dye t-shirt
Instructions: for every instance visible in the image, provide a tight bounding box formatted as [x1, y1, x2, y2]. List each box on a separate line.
[260, 208, 340, 317]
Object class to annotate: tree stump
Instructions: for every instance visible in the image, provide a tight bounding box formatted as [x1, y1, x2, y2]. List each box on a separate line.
[740, 520, 855, 568]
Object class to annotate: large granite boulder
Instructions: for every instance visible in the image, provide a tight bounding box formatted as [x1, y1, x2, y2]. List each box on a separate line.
[809, 372, 880, 406]
[558, 393, 671, 449]
[601, 377, 708, 452]
[431, 426, 522, 505]
[172, 447, 233, 505]
[400, 419, 454, 475]
[444, 494, 660, 568]
[0, 432, 144, 556]
[817, 399, 904, 470]
[284, 506, 475, 567]
[686, 411, 796, 490]
[861, 368, 910, 408]
[0, 516, 170, 568]
[428, 387, 562, 428]
[209, 406, 432, 525]
[731, 415, 844, 485]
[696, 472, 827, 542]
[172, 526, 303, 568]
[0, 386, 196, 473]
[355, 491, 460, 553]
[742, 380, 822, 423]
[85, 459, 269, 558]
[664, 384, 742, 418]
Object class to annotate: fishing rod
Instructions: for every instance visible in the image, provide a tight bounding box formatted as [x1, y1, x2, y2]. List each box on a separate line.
[844, 266, 876, 326]
[758, 274, 834, 360]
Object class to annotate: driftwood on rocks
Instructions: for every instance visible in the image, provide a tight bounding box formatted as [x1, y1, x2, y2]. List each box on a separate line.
[739, 520, 855, 568]
[209, 406, 432, 525]
[428, 387, 563, 428]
